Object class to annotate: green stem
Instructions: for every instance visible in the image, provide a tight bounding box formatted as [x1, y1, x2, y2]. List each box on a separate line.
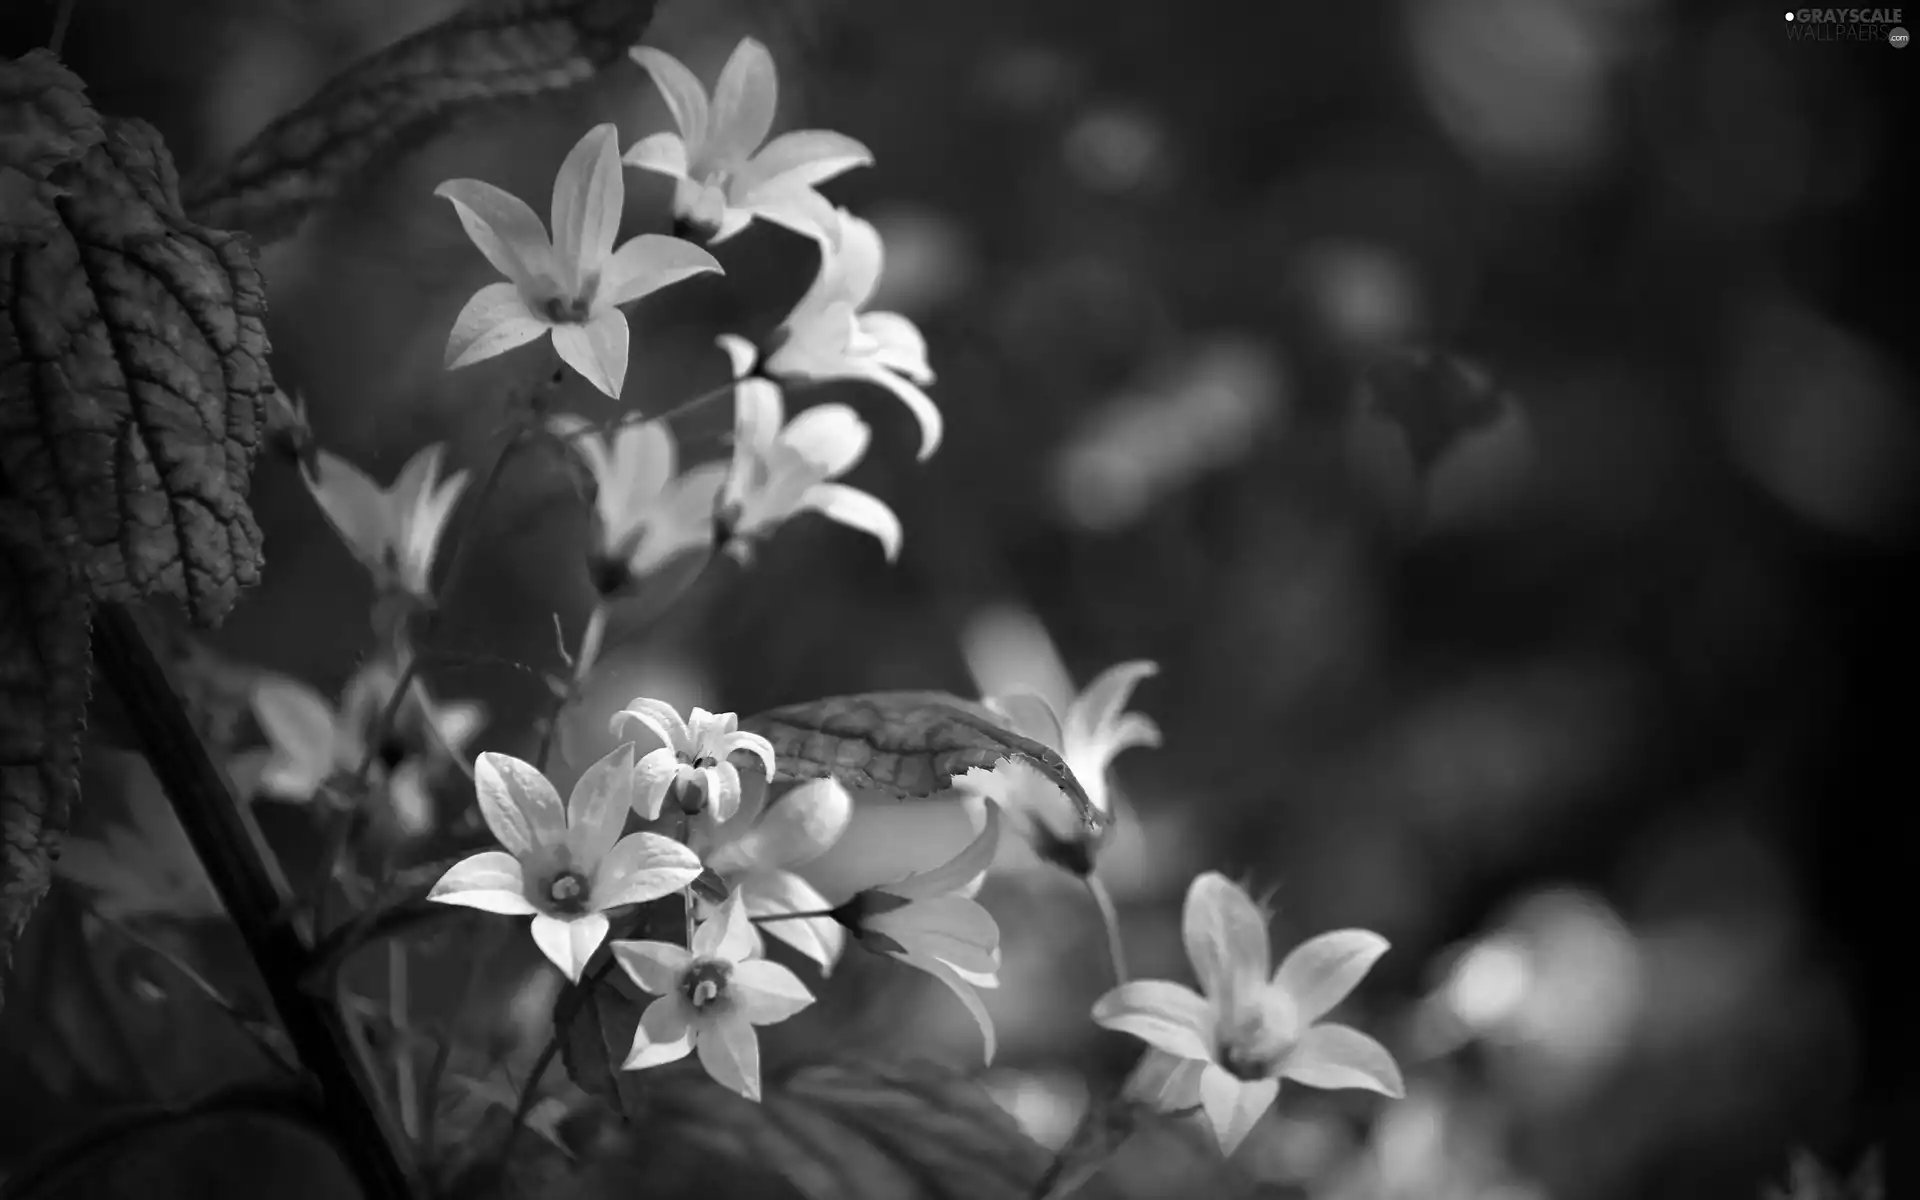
[389, 939, 419, 1142]
[92, 604, 422, 1199]
[1084, 873, 1128, 987]
[750, 909, 836, 925]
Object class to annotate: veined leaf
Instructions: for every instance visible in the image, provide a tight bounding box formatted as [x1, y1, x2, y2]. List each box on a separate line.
[184, 0, 664, 244]
[0, 50, 105, 248]
[741, 692, 1100, 833]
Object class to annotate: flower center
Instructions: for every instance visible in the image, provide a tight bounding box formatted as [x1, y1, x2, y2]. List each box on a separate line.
[542, 293, 593, 324]
[545, 870, 591, 916]
[681, 959, 731, 1010]
[1217, 989, 1300, 1082]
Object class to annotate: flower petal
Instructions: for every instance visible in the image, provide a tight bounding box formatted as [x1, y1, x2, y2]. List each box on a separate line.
[633, 747, 681, 820]
[867, 896, 1000, 975]
[611, 698, 689, 751]
[739, 129, 872, 194]
[851, 361, 943, 462]
[737, 184, 839, 245]
[898, 948, 997, 1063]
[701, 760, 744, 824]
[565, 742, 636, 873]
[1121, 1049, 1207, 1113]
[445, 281, 549, 370]
[1067, 660, 1161, 751]
[610, 938, 693, 994]
[882, 803, 1000, 901]
[626, 993, 694, 1069]
[693, 890, 756, 962]
[629, 46, 711, 148]
[475, 752, 567, 856]
[552, 307, 629, 400]
[706, 37, 778, 168]
[600, 234, 723, 308]
[1090, 980, 1215, 1061]
[716, 333, 758, 379]
[696, 1010, 762, 1101]
[622, 130, 690, 179]
[986, 690, 1066, 752]
[858, 311, 933, 384]
[434, 178, 554, 289]
[551, 123, 624, 278]
[249, 676, 339, 798]
[801, 482, 902, 561]
[1182, 872, 1271, 1004]
[739, 873, 846, 970]
[302, 451, 392, 575]
[729, 958, 815, 1025]
[829, 210, 885, 309]
[781, 403, 871, 477]
[530, 911, 609, 983]
[712, 779, 850, 874]
[1280, 1023, 1405, 1098]
[1201, 1069, 1277, 1157]
[712, 730, 777, 783]
[428, 851, 534, 914]
[1272, 929, 1389, 1024]
[591, 832, 703, 910]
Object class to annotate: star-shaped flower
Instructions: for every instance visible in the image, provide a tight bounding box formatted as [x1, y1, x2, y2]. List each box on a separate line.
[1093, 872, 1404, 1156]
[833, 802, 1003, 1061]
[611, 890, 816, 1102]
[724, 208, 942, 461]
[709, 372, 901, 563]
[303, 442, 470, 602]
[546, 413, 730, 596]
[249, 661, 484, 836]
[438, 122, 722, 399]
[960, 660, 1160, 876]
[625, 37, 871, 244]
[427, 746, 704, 982]
[694, 778, 852, 972]
[610, 699, 776, 824]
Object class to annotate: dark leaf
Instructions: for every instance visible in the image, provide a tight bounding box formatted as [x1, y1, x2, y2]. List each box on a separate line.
[556, 970, 647, 1118]
[596, 1058, 1057, 1200]
[0, 117, 272, 622]
[0, 50, 105, 184]
[741, 691, 1100, 832]
[0, 532, 92, 1010]
[183, 0, 666, 244]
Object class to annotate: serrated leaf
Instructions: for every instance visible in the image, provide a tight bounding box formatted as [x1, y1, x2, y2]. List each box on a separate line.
[0, 531, 93, 1011]
[0, 116, 272, 623]
[184, 0, 665, 244]
[740, 691, 1099, 830]
[609, 1058, 1056, 1200]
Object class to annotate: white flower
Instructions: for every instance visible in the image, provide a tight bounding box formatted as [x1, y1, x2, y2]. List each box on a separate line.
[304, 442, 469, 601]
[611, 699, 776, 823]
[611, 890, 816, 1102]
[249, 661, 485, 836]
[963, 660, 1160, 875]
[625, 37, 871, 244]
[427, 747, 704, 982]
[735, 208, 942, 461]
[835, 802, 1003, 1061]
[1093, 872, 1404, 1156]
[545, 413, 730, 595]
[694, 778, 852, 972]
[438, 122, 722, 399]
[710, 371, 902, 562]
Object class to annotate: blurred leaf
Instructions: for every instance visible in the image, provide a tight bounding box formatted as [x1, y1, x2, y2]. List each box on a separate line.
[0, 534, 92, 1012]
[556, 971, 647, 1118]
[55, 751, 221, 922]
[594, 1058, 1058, 1200]
[183, 0, 665, 244]
[0, 1092, 360, 1200]
[741, 692, 1098, 829]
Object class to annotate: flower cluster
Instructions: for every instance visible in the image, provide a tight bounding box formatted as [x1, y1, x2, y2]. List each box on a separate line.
[200, 31, 1409, 1155]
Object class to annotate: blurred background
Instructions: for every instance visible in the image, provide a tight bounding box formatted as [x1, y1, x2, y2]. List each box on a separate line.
[2, 0, 1913, 1197]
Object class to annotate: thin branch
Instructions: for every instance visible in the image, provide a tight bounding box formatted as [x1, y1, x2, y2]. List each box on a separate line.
[92, 604, 422, 1199]
[1083, 873, 1129, 987]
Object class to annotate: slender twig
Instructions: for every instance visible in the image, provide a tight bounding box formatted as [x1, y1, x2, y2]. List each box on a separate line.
[48, 0, 78, 55]
[751, 909, 836, 925]
[534, 601, 607, 771]
[389, 940, 419, 1141]
[557, 381, 738, 445]
[1083, 874, 1128, 987]
[92, 604, 421, 1199]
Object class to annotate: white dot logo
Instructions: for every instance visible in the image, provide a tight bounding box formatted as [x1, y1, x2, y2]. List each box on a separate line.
[1892, 26, 1910, 47]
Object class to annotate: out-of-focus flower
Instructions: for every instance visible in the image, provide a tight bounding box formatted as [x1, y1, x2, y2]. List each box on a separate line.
[625, 37, 870, 244]
[437, 123, 722, 398]
[960, 660, 1160, 876]
[708, 372, 900, 562]
[57, 752, 222, 922]
[1765, 1149, 1883, 1200]
[724, 208, 941, 461]
[546, 414, 729, 596]
[249, 661, 484, 836]
[833, 803, 1003, 1061]
[611, 890, 816, 1101]
[1097, 873, 1403, 1155]
[303, 443, 469, 601]
[611, 699, 776, 823]
[694, 778, 852, 971]
[427, 747, 703, 982]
